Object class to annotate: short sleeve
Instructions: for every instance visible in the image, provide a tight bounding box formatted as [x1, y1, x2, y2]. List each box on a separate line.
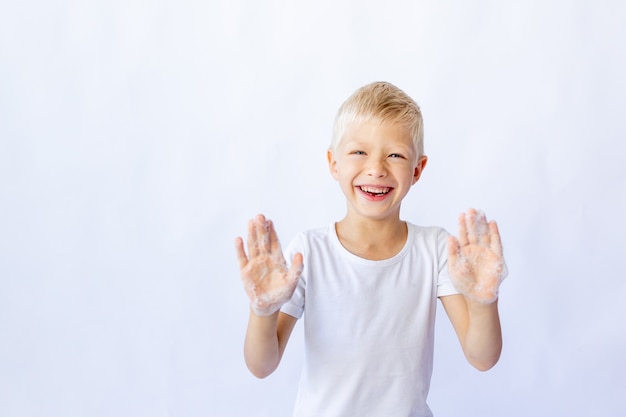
[436, 228, 460, 298]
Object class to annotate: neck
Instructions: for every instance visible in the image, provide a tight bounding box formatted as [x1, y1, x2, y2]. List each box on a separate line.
[335, 215, 407, 260]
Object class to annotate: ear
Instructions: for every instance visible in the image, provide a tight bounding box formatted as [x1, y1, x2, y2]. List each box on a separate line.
[327, 149, 339, 180]
[411, 155, 428, 185]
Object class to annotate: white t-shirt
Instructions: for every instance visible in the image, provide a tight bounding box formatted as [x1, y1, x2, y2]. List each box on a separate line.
[281, 222, 458, 417]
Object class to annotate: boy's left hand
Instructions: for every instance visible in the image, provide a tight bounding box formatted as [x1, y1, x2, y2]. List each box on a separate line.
[447, 208, 507, 304]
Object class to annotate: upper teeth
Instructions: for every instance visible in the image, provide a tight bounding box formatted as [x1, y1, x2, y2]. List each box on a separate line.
[361, 186, 390, 194]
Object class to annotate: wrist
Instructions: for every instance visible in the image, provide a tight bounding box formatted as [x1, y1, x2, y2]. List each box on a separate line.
[250, 302, 282, 318]
[465, 295, 499, 312]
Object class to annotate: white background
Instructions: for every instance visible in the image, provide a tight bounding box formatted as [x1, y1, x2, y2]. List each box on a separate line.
[1, 1, 625, 416]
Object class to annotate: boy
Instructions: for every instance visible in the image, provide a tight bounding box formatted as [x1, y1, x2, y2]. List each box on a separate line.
[235, 82, 507, 417]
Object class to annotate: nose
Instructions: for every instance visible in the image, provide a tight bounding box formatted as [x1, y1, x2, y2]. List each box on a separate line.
[366, 158, 387, 177]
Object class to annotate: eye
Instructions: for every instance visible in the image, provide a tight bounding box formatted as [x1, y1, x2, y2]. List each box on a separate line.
[351, 150, 366, 155]
[388, 153, 405, 159]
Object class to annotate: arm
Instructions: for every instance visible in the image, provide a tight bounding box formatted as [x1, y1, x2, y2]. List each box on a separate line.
[443, 209, 507, 371]
[244, 311, 298, 378]
[440, 294, 502, 371]
[235, 214, 303, 378]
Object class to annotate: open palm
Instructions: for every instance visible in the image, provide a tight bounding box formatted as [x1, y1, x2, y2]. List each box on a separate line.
[235, 215, 303, 316]
[448, 209, 507, 304]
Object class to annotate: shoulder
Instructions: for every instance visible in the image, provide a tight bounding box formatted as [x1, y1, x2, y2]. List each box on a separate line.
[291, 225, 332, 243]
[406, 222, 450, 242]
[285, 224, 335, 255]
[404, 222, 452, 261]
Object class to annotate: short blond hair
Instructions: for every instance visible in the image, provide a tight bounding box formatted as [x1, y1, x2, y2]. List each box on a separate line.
[330, 81, 424, 157]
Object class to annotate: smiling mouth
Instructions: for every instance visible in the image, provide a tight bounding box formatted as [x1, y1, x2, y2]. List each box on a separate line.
[358, 186, 392, 196]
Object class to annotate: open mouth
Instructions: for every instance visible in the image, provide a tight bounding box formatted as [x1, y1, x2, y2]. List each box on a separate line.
[358, 186, 392, 197]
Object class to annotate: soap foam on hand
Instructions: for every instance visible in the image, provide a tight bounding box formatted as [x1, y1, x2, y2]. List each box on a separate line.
[448, 209, 507, 304]
[236, 215, 303, 317]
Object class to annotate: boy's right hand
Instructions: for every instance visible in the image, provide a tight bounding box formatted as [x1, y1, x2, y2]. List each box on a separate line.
[235, 214, 303, 317]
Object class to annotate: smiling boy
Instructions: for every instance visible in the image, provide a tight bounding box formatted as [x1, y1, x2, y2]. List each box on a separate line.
[235, 81, 506, 417]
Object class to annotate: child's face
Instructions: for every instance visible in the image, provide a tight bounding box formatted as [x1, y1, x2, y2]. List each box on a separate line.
[327, 118, 427, 222]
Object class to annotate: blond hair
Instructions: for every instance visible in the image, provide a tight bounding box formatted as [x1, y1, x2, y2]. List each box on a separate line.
[330, 81, 424, 156]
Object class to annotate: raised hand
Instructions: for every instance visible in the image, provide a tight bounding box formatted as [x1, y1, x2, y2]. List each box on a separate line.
[447, 209, 507, 304]
[235, 214, 303, 316]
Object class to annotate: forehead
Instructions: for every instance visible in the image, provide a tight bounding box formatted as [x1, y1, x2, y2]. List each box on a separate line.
[341, 118, 414, 148]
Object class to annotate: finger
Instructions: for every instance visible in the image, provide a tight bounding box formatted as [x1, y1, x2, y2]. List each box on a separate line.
[457, 212, 469, 246]
[286, 253, 304, 284]
[466, 209, 478, 244]
[267, 219, 283, 255]
[246, 218, 260, 258]
[488, 220, 504, 257]
[475, 210, 490, 246]
[447, 236, 460, 262]
[254, 214, 271, 254]
[234, 237, 249, 270]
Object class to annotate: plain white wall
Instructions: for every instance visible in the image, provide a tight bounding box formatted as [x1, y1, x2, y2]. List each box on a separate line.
[1, 1, 625, 416]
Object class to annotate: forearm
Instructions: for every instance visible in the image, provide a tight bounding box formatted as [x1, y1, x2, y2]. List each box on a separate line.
[462, 298, 502, 371]
[244, 309, 282, 378]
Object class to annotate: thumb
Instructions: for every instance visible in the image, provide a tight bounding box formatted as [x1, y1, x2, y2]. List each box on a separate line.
[287, 253, 304, 283]
[447, 236, 459, 264]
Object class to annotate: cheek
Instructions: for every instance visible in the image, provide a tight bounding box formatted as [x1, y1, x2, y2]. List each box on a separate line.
[393, 165, 417, 181]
